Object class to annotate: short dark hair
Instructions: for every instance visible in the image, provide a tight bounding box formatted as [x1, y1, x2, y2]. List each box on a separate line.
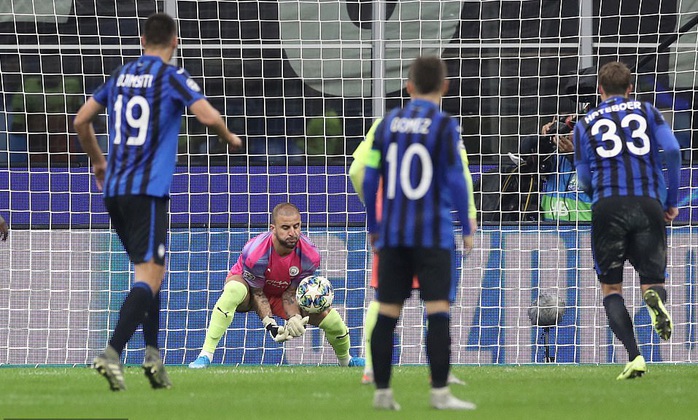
[143, 13, 177, 47]
[598, 61, 632, 96]
[408, 55, 446, 95]
[271, 202, 300, 224]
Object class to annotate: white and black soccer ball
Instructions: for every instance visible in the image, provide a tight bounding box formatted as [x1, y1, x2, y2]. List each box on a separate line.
[296, 275, 334, 314]
[528, 292, 565, 326]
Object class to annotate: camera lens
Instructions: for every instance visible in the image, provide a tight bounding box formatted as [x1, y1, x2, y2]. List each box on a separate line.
[548, 122, 570, 135]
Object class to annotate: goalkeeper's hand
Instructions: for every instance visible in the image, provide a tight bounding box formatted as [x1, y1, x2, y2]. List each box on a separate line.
[285, 314, 310, 338]
[263, 316, 291, 342]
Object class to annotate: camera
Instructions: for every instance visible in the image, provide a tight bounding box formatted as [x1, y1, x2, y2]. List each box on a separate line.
[547, 115, 576, 135]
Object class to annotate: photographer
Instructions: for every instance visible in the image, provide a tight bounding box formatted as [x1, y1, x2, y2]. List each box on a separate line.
[528, 115, 592, 222]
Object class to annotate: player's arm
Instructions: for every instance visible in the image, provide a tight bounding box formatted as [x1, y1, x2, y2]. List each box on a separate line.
[281, 286, 301, 318]
[250, 286, 291, 341]
[281, 285, 309, 337]
[188, 98, 242, 150]
[363, 167, 381, 241]
[349, 118, 382, 204]
[447, 123, 471, 237]
[458, 141, 478, 233]
[74, 97, 108, 190]
[362, 120, 384, 245]
[250, 287, 273, 320]
[655, 122, 681, 219]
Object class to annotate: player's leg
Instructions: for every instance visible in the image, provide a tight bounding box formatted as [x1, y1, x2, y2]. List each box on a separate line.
[190, 277, 249, 368]
[141, 289, 172, 389]
[361, 253, 381, 382]
[315, 307, 364, 367]
[133, 261, 172, 388]
[601, 281, 646, 379]
[420, 248, 475, 410]
[122, 201, 169, 389]
[371, 247, 411, 410]
[629, 197, 672, 340]
[642, 284, 672, 340]
[361, 300, 379, 382]
[93, 279, 154, 391]
[94, 196, 165, 391]
[140, 197, 168, 352]
[592, 197, 644, 379]
[444, 247, 466, 386]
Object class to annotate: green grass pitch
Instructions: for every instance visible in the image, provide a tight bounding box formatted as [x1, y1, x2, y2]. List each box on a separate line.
[2, 364, 698, 419]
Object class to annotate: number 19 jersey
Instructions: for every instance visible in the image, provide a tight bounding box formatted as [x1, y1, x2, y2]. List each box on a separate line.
[92, 55, 205, 197]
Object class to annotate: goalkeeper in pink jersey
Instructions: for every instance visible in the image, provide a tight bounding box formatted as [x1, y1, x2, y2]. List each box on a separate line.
[189, 202, 364, 368]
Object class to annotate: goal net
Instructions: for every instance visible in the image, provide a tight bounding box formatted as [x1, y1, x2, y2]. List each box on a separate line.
[0, 0, 697, 366]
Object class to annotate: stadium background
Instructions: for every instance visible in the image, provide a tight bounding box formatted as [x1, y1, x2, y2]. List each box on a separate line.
[1, 0, 697, 366]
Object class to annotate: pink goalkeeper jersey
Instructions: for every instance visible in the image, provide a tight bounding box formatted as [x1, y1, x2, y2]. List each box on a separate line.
[229, 231, 321, 297]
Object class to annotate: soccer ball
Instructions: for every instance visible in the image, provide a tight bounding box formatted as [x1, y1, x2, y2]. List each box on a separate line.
[296, 275, 334, 314]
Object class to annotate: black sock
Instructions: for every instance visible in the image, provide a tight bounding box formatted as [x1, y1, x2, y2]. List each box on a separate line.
[142, 291, 161, 349]
[109, 283, 153, 355]
[648, 285, 668, 303]
[426, 312, 451, 388]
[371, 314, 399, 390]
[603, 294, 640, 361]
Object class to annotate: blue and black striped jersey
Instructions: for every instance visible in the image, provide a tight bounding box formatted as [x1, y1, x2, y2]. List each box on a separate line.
[363, 98, 471, 250]
[92, 55, 205, 197]
[573, 96, 681, 209]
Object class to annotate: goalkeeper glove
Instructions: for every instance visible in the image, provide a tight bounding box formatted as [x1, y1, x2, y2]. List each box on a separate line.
[285, 314, 310, 338]
[263, 316, 291, 342]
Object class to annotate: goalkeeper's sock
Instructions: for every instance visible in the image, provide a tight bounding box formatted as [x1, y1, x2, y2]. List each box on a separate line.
[202, 280, 247, 355]
[371, 314, 399, 389]
[426, 312, 451, 388]
[603, 293, 641, 360]
[142, 291, 161, 349]
[109, 282, 153, 355]
[319, 308, 351, 366]
[363, 300, 380, 371]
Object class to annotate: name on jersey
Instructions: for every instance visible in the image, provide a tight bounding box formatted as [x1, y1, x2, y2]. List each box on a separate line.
[390, 117, 432, 134]
[584, 101, 641, 124]
[116, 74, 154, 88]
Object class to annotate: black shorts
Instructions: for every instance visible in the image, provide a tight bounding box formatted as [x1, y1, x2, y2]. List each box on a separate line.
[591, 196, 667, 285]
[104, 195, 169, 266]
[376, 247, 451, 303]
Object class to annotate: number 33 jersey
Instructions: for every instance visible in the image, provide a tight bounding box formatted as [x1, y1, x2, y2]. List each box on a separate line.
[573, 96, 681, 208]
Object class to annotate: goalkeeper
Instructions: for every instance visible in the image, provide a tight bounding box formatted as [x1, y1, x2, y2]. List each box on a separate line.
[189, 202, 365, 368]
[349, 117, 477, 386]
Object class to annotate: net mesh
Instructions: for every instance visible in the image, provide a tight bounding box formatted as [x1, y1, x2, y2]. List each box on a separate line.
[0, 0, 697, 365]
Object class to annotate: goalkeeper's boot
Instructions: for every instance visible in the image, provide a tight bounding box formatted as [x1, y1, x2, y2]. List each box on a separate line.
[92, 346, 126, 391]
[373, 388, 401, 411]
[142, 346, 172, 389]
[643, 289, 673, 340]
[361, 369, 374, 385]
[616, 355, 647, 380]
[430, 387, 477, 410]
[188, 355, 211, 369]
[348, 356, 366, 367]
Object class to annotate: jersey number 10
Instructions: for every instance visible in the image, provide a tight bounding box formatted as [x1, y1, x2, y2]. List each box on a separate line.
[385, 142, 433, 200]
